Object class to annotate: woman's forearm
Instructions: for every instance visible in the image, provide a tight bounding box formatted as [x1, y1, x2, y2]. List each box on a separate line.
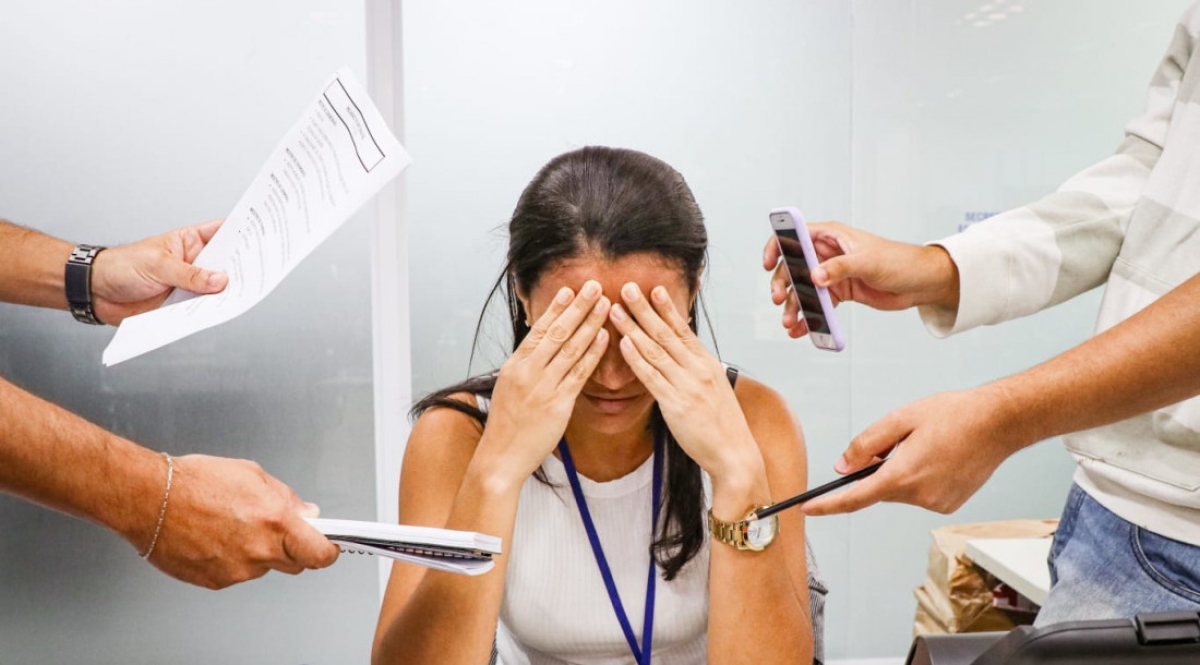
[706, 448, 813, 665]
[373, 457, 523, 665]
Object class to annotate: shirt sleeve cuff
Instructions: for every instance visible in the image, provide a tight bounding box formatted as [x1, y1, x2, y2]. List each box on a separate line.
[917, 228, 1016, 338]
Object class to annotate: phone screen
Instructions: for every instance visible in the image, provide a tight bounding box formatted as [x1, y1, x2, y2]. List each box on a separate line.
[774, 228, 832, 335]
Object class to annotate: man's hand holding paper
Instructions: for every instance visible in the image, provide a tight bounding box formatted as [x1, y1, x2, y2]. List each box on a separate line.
[103, 67, 411, 365]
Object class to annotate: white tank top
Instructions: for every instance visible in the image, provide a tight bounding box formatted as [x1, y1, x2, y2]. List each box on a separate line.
[479, 398, 711, 665]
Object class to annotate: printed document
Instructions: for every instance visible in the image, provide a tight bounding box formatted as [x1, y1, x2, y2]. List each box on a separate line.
[103, 67, 410, 366]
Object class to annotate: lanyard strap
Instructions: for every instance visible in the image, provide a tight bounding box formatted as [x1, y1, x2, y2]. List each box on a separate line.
[559, 435, 663, 665]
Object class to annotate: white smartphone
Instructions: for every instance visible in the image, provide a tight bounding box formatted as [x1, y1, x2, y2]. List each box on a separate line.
[769, 207, 845, 352]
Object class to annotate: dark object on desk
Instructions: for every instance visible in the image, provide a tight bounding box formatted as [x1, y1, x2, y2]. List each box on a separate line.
[906, 610, 1200, 665]
[751, 460, 885, 520]
[906, 631, 1006, 665]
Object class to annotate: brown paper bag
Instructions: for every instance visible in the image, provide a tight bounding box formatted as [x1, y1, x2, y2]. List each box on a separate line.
[913, 519, 1058, 637]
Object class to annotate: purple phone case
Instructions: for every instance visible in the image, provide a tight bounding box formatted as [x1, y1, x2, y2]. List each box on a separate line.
[770, 206, 845, 351]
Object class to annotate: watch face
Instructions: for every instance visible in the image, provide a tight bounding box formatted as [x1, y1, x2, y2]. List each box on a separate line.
[746, 516, 778, 549]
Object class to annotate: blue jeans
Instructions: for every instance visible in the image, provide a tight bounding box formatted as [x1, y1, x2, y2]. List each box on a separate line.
[1035, 483, 1200, 627]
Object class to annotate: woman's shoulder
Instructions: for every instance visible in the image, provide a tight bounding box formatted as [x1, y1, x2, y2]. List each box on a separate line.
[730, 371, 793, 418]
[404, 391, 487, 474]
[730, 370, 806, 459]
[411, 391, 485, 437]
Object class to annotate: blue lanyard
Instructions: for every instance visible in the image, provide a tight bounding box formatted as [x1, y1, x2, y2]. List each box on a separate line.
[558, 434, 663, 665]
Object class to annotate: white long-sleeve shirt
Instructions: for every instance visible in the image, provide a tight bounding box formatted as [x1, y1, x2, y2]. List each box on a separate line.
[921, 2, 1200, 545]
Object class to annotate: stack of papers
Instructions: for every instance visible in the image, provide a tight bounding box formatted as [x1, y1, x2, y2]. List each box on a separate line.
[307, 518, 503, 576]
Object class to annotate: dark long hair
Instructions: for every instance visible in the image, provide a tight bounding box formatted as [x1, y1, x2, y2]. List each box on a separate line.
[413, 146, 709, 580]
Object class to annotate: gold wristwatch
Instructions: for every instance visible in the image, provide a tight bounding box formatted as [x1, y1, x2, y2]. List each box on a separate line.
[708, 504, 779, 552]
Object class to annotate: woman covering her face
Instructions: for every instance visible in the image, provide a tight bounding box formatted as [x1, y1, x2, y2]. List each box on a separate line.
[373, 146, 825, 665]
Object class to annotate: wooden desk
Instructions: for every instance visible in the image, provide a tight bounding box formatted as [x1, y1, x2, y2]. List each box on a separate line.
[964, 537, 1053, 606]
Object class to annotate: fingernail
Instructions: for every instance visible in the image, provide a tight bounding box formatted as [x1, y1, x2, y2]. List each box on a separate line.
[620, 336, 633, 351]
[651, 286, 667, 303]
[622, 283, 640, 301]
[207, 272, 226, 288]
[303, 501, 321, 517]
[556, 287, 573, 304]
[812, 266, 828, 285]
[593, 297, 608, 314]
[610, 304, 626, 321]
[834, 456, 850, 474]
[582, 281, 601, 298]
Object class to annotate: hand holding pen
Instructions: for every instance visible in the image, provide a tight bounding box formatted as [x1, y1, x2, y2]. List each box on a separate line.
[748, 460, 886, 521]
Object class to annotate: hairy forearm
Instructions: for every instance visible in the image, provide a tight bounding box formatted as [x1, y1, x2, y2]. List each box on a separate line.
[373, 460, 522, 665]
[0, 220, 74, 309]
[995, 272, 1200, 447]
[0, 374, 162, 550]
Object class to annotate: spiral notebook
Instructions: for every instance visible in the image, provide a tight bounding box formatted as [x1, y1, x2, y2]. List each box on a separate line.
[307, 518, 502, 576]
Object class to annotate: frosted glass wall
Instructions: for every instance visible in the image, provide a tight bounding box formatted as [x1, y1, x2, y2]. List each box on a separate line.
[0, 2, 380, 663]
[404, 0, 1193, 659]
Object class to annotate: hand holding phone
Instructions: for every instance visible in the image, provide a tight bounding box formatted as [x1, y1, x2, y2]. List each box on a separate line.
[768, 207, 845, 351]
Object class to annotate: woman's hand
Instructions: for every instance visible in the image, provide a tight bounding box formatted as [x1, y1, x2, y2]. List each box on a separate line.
[481, 281, 611, 483]
[608, 283, 762, 485]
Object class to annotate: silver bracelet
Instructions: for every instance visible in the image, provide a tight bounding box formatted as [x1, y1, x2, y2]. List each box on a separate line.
[141, 452, 174, 560]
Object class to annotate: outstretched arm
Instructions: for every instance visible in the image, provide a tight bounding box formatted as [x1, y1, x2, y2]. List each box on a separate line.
[804, 269, 1200, 515]
[0, 373, 339, 588]
[0, 217, 337, 586]
[784, 10, 1195, 515]
[763, 3, 1183, 339]
[763, 224, 959, 338]
[0, 218, 228, 324]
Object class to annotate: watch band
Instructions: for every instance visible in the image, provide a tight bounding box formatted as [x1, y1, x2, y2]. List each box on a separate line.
[65, 244, 107, 325]
[708, 508, 749, 548]
[708, 504, 776, 551]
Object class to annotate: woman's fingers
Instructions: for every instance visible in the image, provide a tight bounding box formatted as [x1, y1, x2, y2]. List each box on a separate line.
[546, 295, 610, 384]
[647, 285, 709, 356]
[522, 281, 605, 366]
[515, 285, 575, 359]
[612, 283, 694, 371]
[617, 334, 674, 399]
[609, 309, 685, 386]
[560, 327, 610, 394]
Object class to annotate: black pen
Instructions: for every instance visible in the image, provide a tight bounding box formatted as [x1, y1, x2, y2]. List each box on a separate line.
[748, 460, 886, 521]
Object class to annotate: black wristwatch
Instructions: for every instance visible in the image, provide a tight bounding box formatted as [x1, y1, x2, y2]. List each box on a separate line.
[65, 244, 107, 325]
